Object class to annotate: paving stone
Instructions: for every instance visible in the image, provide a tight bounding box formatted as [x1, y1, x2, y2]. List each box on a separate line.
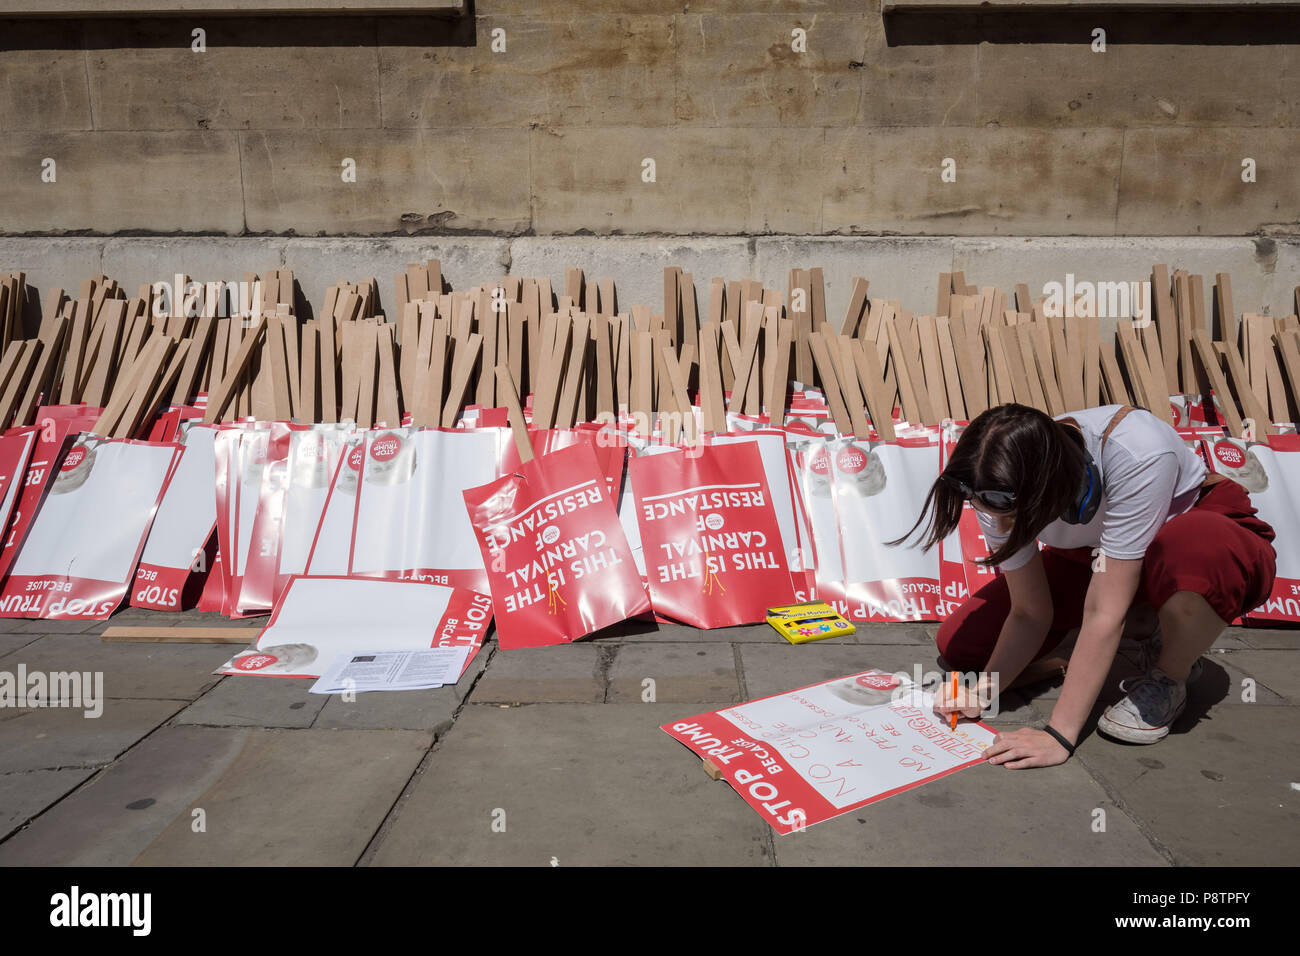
[0, 619, 102, 635]
[2, 633, 232, 701]
[0, 700, 182, 773]
[314, 687, 462, 733]
[854, 622, 938, 646]
[739, 643, 948, 701]
[1075, 706, 1300, 866]
[701, 623, 787, 644]
[592, 618, 703, 643]
[471, 643, 604, 704]
[771, 758, 1169, 867]
[133, 729, 433, 866]
[174, 675, 327, 728]
[0, 634, 40, 659]
[1212, 649, 1300, 704]
[0, 768, 95, 841]
[607, 644, 741, 704]
[0, 726, 433, 866]
[1238, 627, 1300, 650]
[367, 704, 771, 866]
[0, 726, 250, 865]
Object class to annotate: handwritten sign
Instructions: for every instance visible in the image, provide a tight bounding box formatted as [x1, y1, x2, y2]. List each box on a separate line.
[662, 669, 998, 833]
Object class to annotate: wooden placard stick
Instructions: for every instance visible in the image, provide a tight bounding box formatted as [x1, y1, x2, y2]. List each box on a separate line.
[281, 316, 301, 419]
[726, 320, 761, 415]
[833, 332, 873, 438]
[946, 310, 984, 418]
[267, 316, 293, 422]
[205, 317, 227, 401]
[0, 343, 28, 410]
[698, 324, 726, 433]
[495, 365, 533, 463]
[354, 321, 379, 428]
[1141, 321, 1174, 413]
[202, 316, 266, 423]
[0, 342, 41, 432]
[14, 316, 67, 426]
[58, 297, 92, 403]
[1115, 320, 1159, 416]
[760, 305, 780, 411]
[915, 315, 950, 420]
[114, 337, 180, 439]
[631, 330, 654, 435]
[1011, 324, 1050, 412]
[766, 317, 794, 427]
[507, 302, 525, 394]
[134, 339, 193, 438]
[81, 299, 126, 408]
[412, 320, 449, 427]
[1261, 329, 1289, 423]
[594, 316, 615, 420]
[849, 339, 896, 441]
[614, 314, 631, 413]
[441, 333, 483, 428]
[741, 300, 764, 413]
[886, 315, 932, 424]
[394, 271, 410, 322]
[680, 273, 698, 357]
[1027, 320, 1066, 416]
[840, 278, 870, 338]
[555, 314, 590, 430]
[809, 267, 828, 331]
[807, 332, 853, 436]
[299, 321, 319, 423]
[1188, 330, 1243, 436]
[476, 287, 499, 408]
[937, 274, 953, 319]
[375, 324, 401, 427]
[981, 324, 1016, 410]
[1244, 314, 1269, 411]
[1214, 337, 1272, 436]
[934, 316, 967, 420]
[661, 347, 699, 446]
[171, 315, 215, 407]
[1275, 331, 1300, 425]
[534, 313, 569, 429]
[1098, 343, 1130, 406]
[250, 324, 277, 422]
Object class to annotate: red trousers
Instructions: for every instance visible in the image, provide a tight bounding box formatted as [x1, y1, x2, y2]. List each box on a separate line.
[936, 478, 1278, 672]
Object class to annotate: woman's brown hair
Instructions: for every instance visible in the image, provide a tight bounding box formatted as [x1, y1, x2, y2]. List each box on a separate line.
[886, 403, 1089, 567]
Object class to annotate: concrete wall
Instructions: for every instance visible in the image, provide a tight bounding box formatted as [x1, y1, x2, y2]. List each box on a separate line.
[1, 2, 1297, 237]
[1, 235, 1295, 343]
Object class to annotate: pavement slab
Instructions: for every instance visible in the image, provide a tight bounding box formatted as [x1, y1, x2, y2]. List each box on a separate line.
[367, 703, 772, 866]
[0, 699, 182, 774]
[1, 633, 233, 701]
[174, 675, 327, 728]
[471, 643, 605, 704]
[607, 643, 741, 704]
[0, 768, 96, 842]
[769, 757, 1170, 867]
[1075, 706, 1300, 866]
[132, 729, 433, 866]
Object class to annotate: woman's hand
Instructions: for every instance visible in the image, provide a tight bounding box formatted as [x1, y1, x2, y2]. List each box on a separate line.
[932, 679, 988, 720]
[984, 727, 1071, 769]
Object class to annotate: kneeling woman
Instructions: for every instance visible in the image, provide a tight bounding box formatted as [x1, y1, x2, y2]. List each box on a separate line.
[893, 403, 1276, 768]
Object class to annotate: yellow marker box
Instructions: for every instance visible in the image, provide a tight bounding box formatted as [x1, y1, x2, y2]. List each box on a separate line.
[766, 601, 856, 644]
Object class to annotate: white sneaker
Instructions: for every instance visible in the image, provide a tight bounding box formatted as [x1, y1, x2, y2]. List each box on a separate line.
[1097, 668, 1188, 744]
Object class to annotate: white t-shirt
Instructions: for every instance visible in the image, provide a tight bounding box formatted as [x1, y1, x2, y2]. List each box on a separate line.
[975, 405, 1208, 571]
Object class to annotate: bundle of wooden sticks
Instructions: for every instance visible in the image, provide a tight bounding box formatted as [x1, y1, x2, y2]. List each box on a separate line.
[0, 262, 1296, 444]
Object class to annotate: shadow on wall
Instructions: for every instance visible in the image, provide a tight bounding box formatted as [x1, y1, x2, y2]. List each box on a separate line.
[0, 8, 476, 51]
[883, 6, 1300, 46]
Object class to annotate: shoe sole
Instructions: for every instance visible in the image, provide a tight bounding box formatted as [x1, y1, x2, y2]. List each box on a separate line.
[1097, 701, 1185, 744]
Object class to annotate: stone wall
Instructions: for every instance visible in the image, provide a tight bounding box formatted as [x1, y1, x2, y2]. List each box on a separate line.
[1, 1, 1297, 238]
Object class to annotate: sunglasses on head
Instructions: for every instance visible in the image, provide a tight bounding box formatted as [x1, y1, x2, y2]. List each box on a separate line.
[940, 472, 1017, 512]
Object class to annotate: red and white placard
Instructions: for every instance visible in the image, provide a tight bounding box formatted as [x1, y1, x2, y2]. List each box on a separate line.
[0, 438, 182, 619]
[629, 442, 795, 628]
[218, 575, 491, 679]
[464, 441, 649, 649]
[662, 669, 997, 834]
